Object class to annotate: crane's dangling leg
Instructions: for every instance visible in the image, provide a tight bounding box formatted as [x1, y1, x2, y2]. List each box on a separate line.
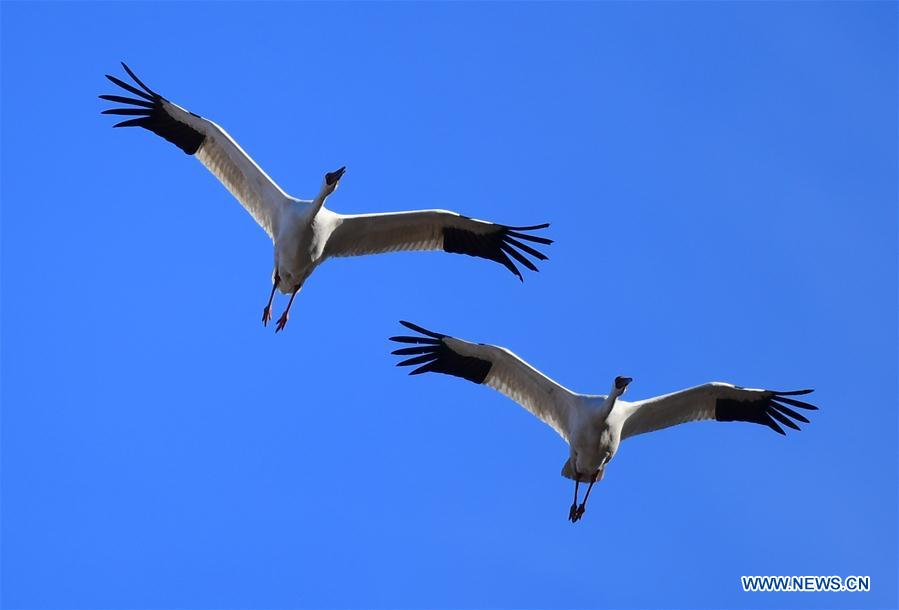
[574, 452, 610, 522]
[275, 284, 300, 333]
[573, 470, 599, 522]
[262, 272, 281, 327]
[569, 470, 581, 522]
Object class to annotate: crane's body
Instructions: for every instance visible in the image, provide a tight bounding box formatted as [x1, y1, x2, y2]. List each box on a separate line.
[101, 63, 551, 332]
[391, 322, 817, 522]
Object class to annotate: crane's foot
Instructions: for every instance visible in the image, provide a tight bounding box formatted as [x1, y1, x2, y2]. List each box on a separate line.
[574, 504, 586, 522]
[262, 305, 273, 327]
[568, 503, 579, 522]
[275, 312, 289, 333]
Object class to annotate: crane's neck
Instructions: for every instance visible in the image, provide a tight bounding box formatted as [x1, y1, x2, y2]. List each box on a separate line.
[310, 184, 334, 216]
[599, 385, 625, 418]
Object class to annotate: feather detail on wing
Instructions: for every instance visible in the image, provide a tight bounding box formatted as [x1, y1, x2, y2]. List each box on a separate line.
[390, 321, 578, 440]
[100, 62, 289, 239]
[620, 382, 817, 440]
[324, 210, 551, 280]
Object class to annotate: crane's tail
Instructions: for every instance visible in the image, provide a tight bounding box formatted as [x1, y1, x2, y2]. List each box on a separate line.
[561, 458, 607, 483]
[561, 458, 578, 481]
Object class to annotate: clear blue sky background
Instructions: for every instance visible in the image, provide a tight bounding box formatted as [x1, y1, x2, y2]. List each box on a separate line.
[2, 2, 896, 609]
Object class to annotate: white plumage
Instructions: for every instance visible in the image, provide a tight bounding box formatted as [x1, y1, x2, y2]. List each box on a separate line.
[101, 63, 552, 332]
[391, 321, 817, 522]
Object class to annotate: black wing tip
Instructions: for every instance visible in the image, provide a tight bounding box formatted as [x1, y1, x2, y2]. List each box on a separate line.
[101, 108, 151, 116]
[772, 395, 819, 411]
[119, 62, 158, 96]
[399, 320, 445, 339]
[390, 324, 492, 385]
[766, 407, 801, 432]
[388, 336, 441, 346]
[500, 224, 551, 277]
[103, 75, 156, 104]
[103, 64, 160, 102]
[112, 118, 149, 128]
[769, 401, 810, 424]
[101, 65, 206, 155]
[765, 392, 818, 434]
[774, 388, 814, 396]
[506, 222, 551, 231]
[441, 220, 551, 279]
[504, 223, 550, 242]
[396, 353, 440, 368]
[718, 391, 818, 435]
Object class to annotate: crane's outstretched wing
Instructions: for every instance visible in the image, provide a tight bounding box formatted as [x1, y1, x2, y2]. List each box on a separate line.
[390, 321, 579, 440]
[100, 62, 289, 239]
[323, 211, 551, 280]
[619, 382, 817, 439]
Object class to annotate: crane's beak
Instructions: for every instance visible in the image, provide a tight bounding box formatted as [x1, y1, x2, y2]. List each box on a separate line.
[325, 166, 346, 186]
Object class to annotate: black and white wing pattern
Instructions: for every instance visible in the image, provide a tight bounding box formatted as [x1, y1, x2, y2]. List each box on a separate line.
[100, 62, 289, 239]
[323, 211, 551, 280]
[619, 382, 817, 439]
[390, 321, 579, 440]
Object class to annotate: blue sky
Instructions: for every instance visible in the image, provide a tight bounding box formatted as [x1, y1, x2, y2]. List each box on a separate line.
[1, 2, 896, 609]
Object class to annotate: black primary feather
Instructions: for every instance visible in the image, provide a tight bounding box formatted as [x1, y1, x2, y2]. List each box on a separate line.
[715, 390, 817, 435]
[442, 222, 552, 280]
[390, 322, 492, 385]
[100, 63, 205, 155]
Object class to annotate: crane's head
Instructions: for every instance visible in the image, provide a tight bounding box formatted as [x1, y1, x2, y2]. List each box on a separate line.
[613, 376, 633, 397]
[323, 166, 346, 194]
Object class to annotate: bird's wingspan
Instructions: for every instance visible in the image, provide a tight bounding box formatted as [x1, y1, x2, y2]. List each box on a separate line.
[323, 210, 551, 280]
[100, 62, 289, 239]
[619, 382, 817, 440]
[390, 321, 579, 440]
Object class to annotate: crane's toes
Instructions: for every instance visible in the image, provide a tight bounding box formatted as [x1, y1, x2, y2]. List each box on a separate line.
[275, 314, 289, 333]
[262, 306, 273, 326]
[575, 504, 586, 521]
[568, 503, 578, 522]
